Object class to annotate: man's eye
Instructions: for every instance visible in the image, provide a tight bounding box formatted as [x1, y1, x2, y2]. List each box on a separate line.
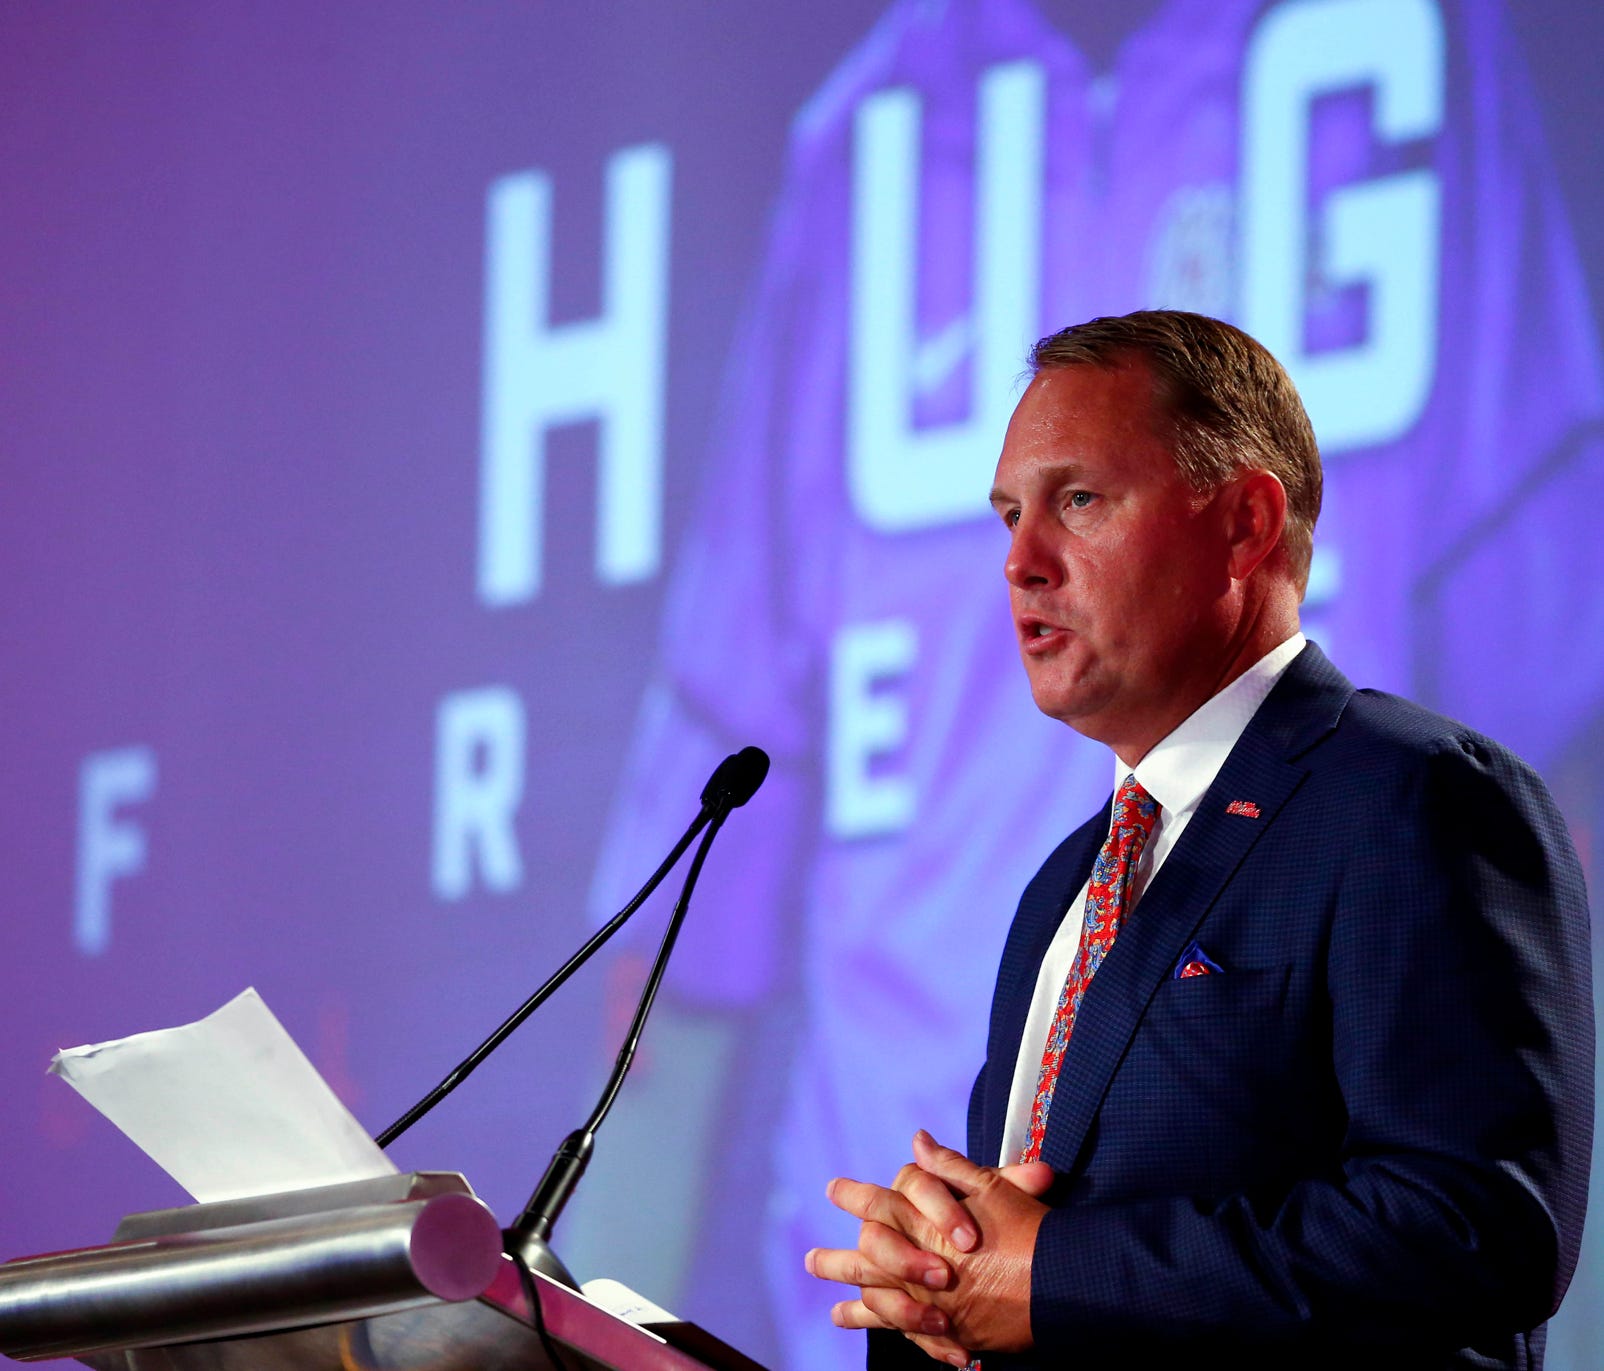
[1068, 491, 1096, 509]
[1004, 509, 1020, 528]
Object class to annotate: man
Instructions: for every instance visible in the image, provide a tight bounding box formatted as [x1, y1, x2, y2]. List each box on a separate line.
[805, 311, 1594, 1368]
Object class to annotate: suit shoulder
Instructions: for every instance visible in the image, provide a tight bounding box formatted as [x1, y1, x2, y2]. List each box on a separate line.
[1332, 687, 1535, 778]
[1341, 686, 1474, 747]
[1315, 688, 1570, 856]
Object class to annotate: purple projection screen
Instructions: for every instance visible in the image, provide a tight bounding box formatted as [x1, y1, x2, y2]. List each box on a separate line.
[3, 2, 1603, 1368]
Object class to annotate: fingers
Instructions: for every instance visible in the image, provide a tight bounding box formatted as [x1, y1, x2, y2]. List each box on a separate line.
[842, 1285, 973, 1361]
[861, 1284, 952, 1339]
[860, 1219, 952, 1288]
[913, 1129, 1057, 1203]
[892, 1159, 978, 1254]
[907, 1334, 976, 1368]
[819, 1134, 1051, 1360]
[910, 1130, 990, 1195]
[806, 1227, 949, 1292]
[805, 1243, 889, 1291]
[826, 1289, 951, 1341]
[827, 1176, 946, 1254]
[826, 1296, 892, 1331]
[996, 1159, 1055, 1197]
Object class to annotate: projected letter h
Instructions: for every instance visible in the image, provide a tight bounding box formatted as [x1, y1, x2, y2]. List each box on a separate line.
[478, 145, 672, 605]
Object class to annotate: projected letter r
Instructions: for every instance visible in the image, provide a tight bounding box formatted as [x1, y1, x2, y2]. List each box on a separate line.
[477, 145, 673, 604]
[432, 687, 526, 901]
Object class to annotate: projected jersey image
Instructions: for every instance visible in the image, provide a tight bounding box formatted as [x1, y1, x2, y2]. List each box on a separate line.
[2, 0, 1602, 1369]
[575, 0, 1604, 1366]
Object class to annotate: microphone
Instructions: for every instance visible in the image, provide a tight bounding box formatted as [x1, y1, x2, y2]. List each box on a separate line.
[373, 746, 771, 1151]
[700, 745, 769, 812]
[506, 749, 768, 1288]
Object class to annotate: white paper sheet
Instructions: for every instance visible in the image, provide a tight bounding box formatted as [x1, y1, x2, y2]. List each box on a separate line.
[50, 987, 397, 1203]
[580, 1277, 679, 1326]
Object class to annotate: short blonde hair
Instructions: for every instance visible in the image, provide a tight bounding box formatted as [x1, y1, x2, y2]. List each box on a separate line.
[1030, 310, 1323, 590]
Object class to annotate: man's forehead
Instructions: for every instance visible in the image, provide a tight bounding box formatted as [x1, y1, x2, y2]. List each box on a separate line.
[1020, 359, 1165, 429]
[993, 363, 1174, 481]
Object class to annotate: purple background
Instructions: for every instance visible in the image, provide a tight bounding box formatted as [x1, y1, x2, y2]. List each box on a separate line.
[2, 3, 1602, 1368]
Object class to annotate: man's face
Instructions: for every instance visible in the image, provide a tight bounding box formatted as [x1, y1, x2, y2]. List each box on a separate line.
[989, 359, 1237, 756]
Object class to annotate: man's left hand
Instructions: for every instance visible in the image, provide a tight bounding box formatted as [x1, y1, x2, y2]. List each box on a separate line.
[806, 1131, 1052, 1363]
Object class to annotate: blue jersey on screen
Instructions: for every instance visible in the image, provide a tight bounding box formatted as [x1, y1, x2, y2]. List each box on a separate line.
[588, 1, 1604, 1364]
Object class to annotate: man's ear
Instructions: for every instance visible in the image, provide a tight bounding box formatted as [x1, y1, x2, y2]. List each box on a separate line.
[1222, 470, 1287, 582]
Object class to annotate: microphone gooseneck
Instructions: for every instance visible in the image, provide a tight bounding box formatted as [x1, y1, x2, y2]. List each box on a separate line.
[508, 746, 768, 1285]
[506, 809, 728, 1285]
[373, 746, 769, 1150]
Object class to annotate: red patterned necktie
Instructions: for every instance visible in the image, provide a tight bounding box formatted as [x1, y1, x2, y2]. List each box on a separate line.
[1019, 773, 1160, 1164]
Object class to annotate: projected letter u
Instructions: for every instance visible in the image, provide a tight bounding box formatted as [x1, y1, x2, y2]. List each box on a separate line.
[847, 62, 1044, 532]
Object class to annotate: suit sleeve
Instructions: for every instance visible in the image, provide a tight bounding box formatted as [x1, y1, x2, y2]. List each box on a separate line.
[1024, 738, 1593, 1356]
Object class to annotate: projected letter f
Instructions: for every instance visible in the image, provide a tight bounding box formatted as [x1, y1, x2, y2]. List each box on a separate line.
[74, 746, 157, 956]
[477, 146, 673, 605]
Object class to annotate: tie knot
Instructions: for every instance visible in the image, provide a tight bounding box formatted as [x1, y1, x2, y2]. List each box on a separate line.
[1112, 774, 1160, 836]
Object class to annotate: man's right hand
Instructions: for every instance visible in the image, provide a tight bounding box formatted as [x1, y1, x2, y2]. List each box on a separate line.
[806, 1132, 1055, 1364]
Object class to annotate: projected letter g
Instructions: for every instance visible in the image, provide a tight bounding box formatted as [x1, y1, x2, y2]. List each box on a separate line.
[1242, 0, 1445, 453]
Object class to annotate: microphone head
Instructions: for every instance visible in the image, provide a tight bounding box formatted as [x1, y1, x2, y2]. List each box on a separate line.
[701, 746, 770, 811]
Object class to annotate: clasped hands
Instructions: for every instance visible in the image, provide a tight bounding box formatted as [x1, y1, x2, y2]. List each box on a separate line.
[804, 1130, 1053, 1366]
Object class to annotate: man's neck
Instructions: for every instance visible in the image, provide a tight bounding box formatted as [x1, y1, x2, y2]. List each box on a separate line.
[1107, 607, 1303, 765]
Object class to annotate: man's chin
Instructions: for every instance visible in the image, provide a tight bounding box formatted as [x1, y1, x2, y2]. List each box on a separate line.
[1027, 680, 1113, 739]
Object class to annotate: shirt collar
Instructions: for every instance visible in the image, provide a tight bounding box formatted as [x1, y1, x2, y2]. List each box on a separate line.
[1116, 632, 1307, 821]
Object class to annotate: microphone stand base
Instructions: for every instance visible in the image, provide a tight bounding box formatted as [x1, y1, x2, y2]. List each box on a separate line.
[504, 1228, 581, 1292]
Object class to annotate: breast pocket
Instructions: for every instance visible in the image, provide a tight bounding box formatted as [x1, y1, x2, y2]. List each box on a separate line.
[1144, 963, 1292, 1021]
[1100, 963, 1304, 1190]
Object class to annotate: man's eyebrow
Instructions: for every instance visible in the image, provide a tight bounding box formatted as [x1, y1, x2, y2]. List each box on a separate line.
[988, 462, 1089, 508]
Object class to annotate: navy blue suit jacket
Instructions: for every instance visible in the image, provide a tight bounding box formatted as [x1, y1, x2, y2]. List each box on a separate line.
[869, 644, 1592, 1369]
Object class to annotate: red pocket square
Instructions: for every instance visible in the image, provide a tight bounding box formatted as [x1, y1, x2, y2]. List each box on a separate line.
[1172, 940, 1225, 979]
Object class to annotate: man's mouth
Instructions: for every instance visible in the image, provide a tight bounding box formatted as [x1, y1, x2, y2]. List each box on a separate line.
[1019, 616, 1068, 650]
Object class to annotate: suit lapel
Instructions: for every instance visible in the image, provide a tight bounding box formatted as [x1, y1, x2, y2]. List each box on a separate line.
[1037, 643, 1353, 1175]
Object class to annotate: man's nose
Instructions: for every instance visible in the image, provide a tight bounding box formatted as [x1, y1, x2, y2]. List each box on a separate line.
[1005, 514, 1058, 589]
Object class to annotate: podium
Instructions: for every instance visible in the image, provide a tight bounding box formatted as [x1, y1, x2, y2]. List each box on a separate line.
[0, 1173, 765, 1371]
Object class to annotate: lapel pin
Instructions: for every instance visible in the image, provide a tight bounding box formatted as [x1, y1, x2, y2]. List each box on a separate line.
[1225, 799, 1261, 819]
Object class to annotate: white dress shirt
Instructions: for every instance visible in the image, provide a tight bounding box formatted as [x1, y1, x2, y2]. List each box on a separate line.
[997, 633, 1307, 1165]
